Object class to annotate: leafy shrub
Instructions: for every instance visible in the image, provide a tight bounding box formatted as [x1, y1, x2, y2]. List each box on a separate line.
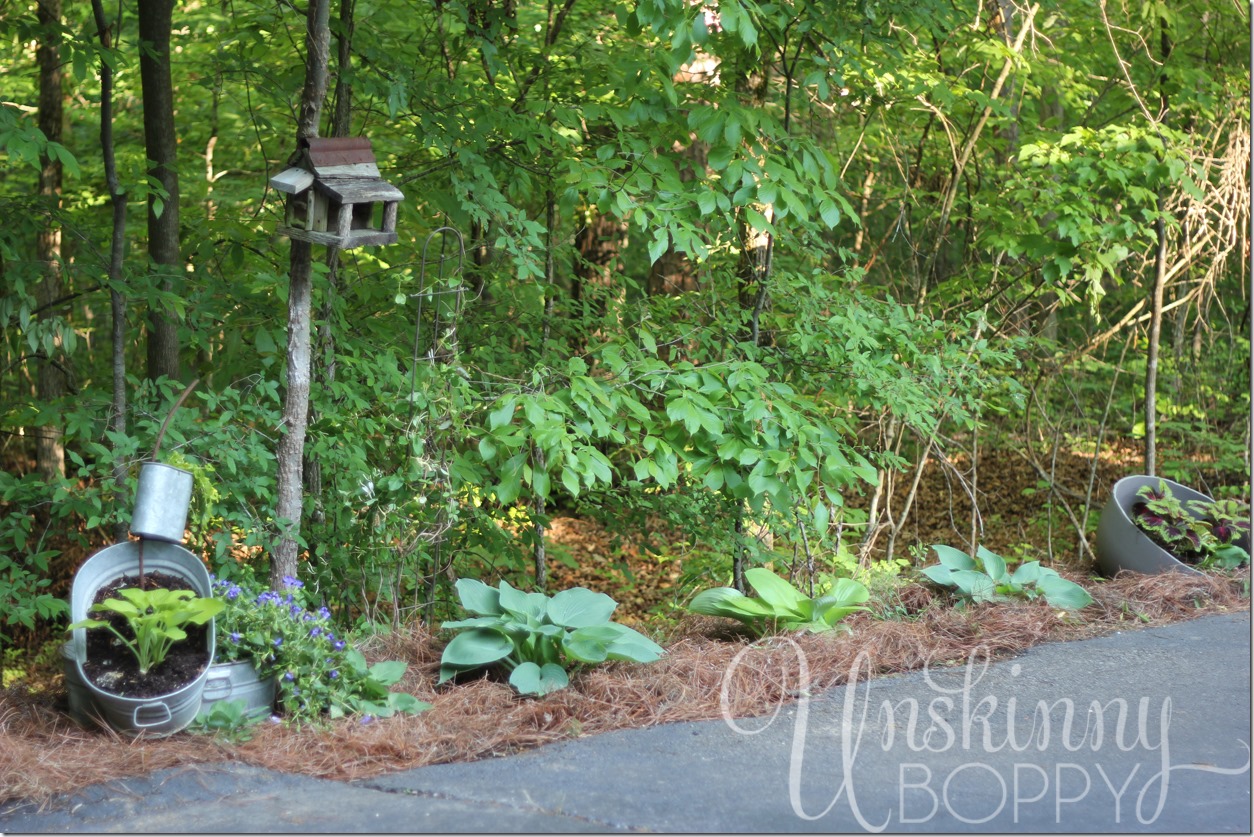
[688, 567, 870, 636]
[438, 578, 665, 696]
[921, 545, 1092, 610]
[212, 574, 430, 722]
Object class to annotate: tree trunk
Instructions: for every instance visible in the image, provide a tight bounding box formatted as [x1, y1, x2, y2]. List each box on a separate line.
[137, 0, 181, 381]
[270, 0, 332, 587]
[1144, 15, 1173, 476]
[91, 0, 131, 542]
[34, 0, 66, 483]
[306, 0, 356, 537]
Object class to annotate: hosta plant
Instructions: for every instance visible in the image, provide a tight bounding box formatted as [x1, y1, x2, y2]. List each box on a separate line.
[688, 567, 870, 636]
[67, 587, 224, 675]
[1132, 481, 1250, 570]
[921, 545, 1093, 610]
[438, 579, 665, 696]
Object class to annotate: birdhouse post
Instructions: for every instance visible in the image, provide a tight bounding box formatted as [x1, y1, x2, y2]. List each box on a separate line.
[269, 136, 404, 248]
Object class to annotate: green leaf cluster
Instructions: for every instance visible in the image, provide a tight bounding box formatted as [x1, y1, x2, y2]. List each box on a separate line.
[67, 587, 224, 675]
[689, 567, 870, 636]
[921, 545, 1093, 611]
[211, 574, 430, 723]
[438, 578, 664, 696]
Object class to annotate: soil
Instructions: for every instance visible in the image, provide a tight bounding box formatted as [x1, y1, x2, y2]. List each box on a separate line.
[79, 571, 212, 699]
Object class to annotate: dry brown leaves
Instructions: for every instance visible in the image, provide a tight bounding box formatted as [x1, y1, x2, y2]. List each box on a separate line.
[3, 568, 1246, 810]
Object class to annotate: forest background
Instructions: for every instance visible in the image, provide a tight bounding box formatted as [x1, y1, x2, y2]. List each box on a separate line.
[1, 0, 1250, 654]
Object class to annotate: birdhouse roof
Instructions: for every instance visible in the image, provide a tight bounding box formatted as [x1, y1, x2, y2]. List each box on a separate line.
[305, 137, 376, 167]
[269, 136, 404, 201]
[269, 167, 315, 195]
[317, 178, 405, 203]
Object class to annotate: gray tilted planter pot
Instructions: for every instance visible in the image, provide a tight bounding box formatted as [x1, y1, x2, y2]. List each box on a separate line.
[1095, 475, 1213, 578]
[66, 539, 215, 736]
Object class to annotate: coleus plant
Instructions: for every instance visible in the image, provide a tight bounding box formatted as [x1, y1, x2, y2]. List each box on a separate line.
[1132, 481, 1251, 570]
[688, 567, 870, 636]
[921, 545, 1093, 610]
[438, 579, 665, 696]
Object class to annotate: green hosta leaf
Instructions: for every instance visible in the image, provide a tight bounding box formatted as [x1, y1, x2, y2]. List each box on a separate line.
[93, 598, 143, 619]
[949, 570, 998, 602]
[744, 568, 809, 618]
[454, 578, 502, 616]
[546, 587, 618, 628]
[1035, 574, 1093, 610]
[813, 578, 871, 627]
[604, 626, 665, 663]
[509, 661, 569, 696]
[1010, 561, 1044, 587]
[160, 625, 188, 642]
[442, 616, 505, 630]
[498, 581, 547, 621]
[689, 587, 774, 621]
[439, 627, 513, 677]
[65, 617, 110, 632]
[931, 544, 976, 572]
[920, 564, 956, 586]
[563, 625, 617, 663]
[976, 546, 1007, 583]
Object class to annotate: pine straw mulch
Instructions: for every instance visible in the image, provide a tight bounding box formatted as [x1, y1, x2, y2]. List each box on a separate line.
[2, 569, 1248, 810]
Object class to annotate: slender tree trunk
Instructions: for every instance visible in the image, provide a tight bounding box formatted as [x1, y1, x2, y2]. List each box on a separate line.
[91, 0, 131, 542]
[306, 0, 355, 538]
[34, 0, 66, 483]
[1144, 18, 1173, 476]
[137, 0, 181, 381]
[271, 0, 331, 587]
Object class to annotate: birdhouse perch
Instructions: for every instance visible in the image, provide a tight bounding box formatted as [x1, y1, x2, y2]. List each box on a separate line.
[269, 136, 404, 249]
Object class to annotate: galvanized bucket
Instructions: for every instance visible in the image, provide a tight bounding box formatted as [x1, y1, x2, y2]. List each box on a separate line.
[201, 659, 277, 721]
[60, 643, 93, 726]
[130, 462, 194, 543]
[66, 540, 215, 736]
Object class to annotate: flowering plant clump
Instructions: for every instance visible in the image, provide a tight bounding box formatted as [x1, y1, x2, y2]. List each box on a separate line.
[1132, 481, 1251, 570]
[211, 574, 430, 722]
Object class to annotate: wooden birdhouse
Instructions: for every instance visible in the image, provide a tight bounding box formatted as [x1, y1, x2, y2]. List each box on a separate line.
[269, 137, 404, 249]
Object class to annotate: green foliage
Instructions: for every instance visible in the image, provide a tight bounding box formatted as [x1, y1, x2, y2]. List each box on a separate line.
[921, 545, 1093, 610]
[438, 578, 664, 695]
[1131, 481, 1251, 570]
[211, 575, 431, 722]
[689, 567, 870, 636]
[67, 588, 224, 675]
[0, 0, 1247, 645]
[191, 698, 264, 743]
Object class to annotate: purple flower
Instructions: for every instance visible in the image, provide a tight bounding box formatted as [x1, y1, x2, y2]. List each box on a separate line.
[360, 715, 374, 725]
[273, 637, 284, 648]
[318, 606, 331, 620]
[328, 670, 339, 680]
[282, 575, 304, 589]
[309, 626, 322, 638]
[333, 640, 346, 651]
[284, 671, 295, 682]
[230, 632, 241, 644]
